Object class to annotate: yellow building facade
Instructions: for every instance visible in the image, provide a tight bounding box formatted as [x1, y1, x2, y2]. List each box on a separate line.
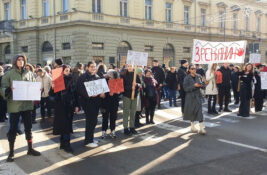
[0, 0, 266, 67]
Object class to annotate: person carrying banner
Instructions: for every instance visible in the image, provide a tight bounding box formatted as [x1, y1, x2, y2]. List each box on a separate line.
[77, 61, 105, 147]
[49, 65, 79, 153]
[206, 63, 218, 115]
[237, 63, 254, 117]
[177, 60, 188, 114]
[0, 55, 41, 162]
[121, 64, 141, 135]
[183, 64, 206, 135]
[254, 64, 265, 112]
[218, 63, 232, 112]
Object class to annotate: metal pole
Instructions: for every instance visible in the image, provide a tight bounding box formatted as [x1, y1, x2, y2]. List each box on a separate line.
[224, 7, 226, 41]
[195, 0, 197, 35]
[53, 0, 56, 59]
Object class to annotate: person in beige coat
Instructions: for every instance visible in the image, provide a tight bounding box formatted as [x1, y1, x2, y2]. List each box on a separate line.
[205, 63, 218, 115]
[36, 68, 52, 123]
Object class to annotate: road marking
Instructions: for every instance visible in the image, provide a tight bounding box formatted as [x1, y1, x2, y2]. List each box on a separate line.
[218, 139, 267, 153]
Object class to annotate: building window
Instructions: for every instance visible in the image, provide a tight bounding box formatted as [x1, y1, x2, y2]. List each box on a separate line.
[92, 42, 104, 50]
[62, 0, 69, 13]
[144, 45, 153, 52]
[43, 0, 49, 17]
[256, 17, 261, 32]
[233, 13, 237, 30]
[120, 0, 128, 17]
[109, 57, 115, 64]
[145, 0, 152, 20]
[4, 45, 11, 54]
[92, 0, 101, 13]
[21, 0, 27, 20]
[166, 3, 172, 22]
[42, 41, 53, 52]
[183, 47, 191, 53]
[245, 15, 249, 32]
[200, 9, 206, 27]
[21, 46, 28, 53]
[62, 43, 71, 50]
[4, 3, 10, 20]
[219, 11, 225, 29]
[184, 6, 190, 25]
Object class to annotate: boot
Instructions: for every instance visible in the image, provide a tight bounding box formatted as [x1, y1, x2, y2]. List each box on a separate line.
[150, 112, 155, 124]
[212, 106, 218, 115]
[199, 122, 206, 135]
[130, 128, 138, 135]
[124, 128, 131, 136]
[224, 107, 232, 112]
[190, 122, 198, 133]
[27, 140, 41, 156]
[7, 141, 14, 162]
[60, 137, 64, 149]
[145, 115, 150, 125]
[63, 140, 73, 154]
[208, 99, 213, 114]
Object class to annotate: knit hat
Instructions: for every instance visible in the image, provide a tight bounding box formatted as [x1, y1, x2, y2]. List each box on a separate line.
[137, 68, 143, 74]
[55, 58, 63, 66]
[180, 60, 188, 65]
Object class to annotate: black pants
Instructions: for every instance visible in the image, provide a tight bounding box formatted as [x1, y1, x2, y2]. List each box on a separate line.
[254, 90, 264, 112]
[180, 90, 186, 114]
[233, 88, 240, 104]
[145, 106, 155, 122]
[102, 109, 117, 131]
[0, 97, 6, 121]
[208, 95, 217, 112]
[40, 97, 51, 118]
[84, 104, 100, 143]
[8, 110, 32, 143]
[218, 85, 230, 109]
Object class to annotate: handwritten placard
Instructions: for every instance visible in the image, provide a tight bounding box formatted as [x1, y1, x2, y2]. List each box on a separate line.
[127, 50, 148, 66]
[84, 79, 110, 97]
[13, 81, 41, 101]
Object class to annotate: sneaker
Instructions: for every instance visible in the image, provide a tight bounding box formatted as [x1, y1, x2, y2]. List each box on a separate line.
[124, 128, 131, 135]
[6, 153, 14, 162]
[110, 130, 117, 138]
[101, 131, 107, 139]
[27, 149, 41, 156]
[150, 120, 155, 124]
[130, 128, 138, 135]
[86, 142, 98, 148]
[93, 140, 99, 144]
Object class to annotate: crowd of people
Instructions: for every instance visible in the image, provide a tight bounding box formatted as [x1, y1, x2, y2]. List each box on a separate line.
[0, 55, 266, 162]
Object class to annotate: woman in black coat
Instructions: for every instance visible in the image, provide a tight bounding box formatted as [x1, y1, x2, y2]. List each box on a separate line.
[50, 65, 79, 153]
[237, 63, 254, 117]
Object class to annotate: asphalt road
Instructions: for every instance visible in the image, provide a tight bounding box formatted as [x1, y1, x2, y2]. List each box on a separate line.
[0, 98, 267, 175]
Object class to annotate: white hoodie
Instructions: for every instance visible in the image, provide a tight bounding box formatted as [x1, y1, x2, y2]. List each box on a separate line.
[205, 64, 218, 95]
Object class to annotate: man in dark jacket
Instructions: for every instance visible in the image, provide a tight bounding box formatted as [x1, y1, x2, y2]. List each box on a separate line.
[218, 63, 232, 112]
[177, 60, 188, 114]
[151, 60, 165, 109]
[254, 64, 265, 112]
[166, 67, 178, 107]
[231, 66, 240, 104]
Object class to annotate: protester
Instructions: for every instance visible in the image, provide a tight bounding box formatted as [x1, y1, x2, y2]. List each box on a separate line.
[97, 64, 107, 78]
[165, 67, 178, 107]
[183, 64, 206, 135]
[231, 66, 240, 105]
[254, 64, 265, 112]
[101, 69, 120, 139]
[44, 66, 52, 77]
[237, 63, 254, 117]
[151, 60, 165, 109]
[0, 66, 6, 122]
[121, 64, 141, 135]
[135, 68, 145, 128]
[77, 61, 105, 147]
[49, 65, 79, 153]
[36, 68, 52, 123]
[53, 58, 63, 68]
[0, 54, 41, 162]
[143, 69, 157, 124]
[177, 60, 188, 114]
[218, 63, 232, 112]
[205, 63, 218, 115]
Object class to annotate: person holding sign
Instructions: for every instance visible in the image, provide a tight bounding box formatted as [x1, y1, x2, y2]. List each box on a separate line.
[121, 64, 141, 135]
[0, 55, 41, 162]
[49, 65, 79, 153]
[237, 63, 254, 117]
[254, 64, 265, 112]
[76, 61, 105, 147]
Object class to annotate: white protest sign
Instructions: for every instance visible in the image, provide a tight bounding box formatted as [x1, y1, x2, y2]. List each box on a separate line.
[192, 39, 247, 64]
[13, 81, 41, 101]
[249, 53, 261, 63]
[84, 79, 110, 97]
[127, 50, 148, 66]
[261, 72, 267, 90]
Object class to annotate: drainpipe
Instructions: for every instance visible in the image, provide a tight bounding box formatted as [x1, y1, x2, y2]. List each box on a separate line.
[53, 0, 56, 59]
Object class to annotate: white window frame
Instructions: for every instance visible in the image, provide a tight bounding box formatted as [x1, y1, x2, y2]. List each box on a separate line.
[62, 0, 69, 13]
[166, 3, 172, 22]
[92, 0, 102, 13]
[43, 0, 49, 17]
[145, 0, 152, 20]
[200, 8, 206, 27]
[4, 3, 10, 20]
[120, 0, 128, 17]
[184, 6, 190, 25]
[21, 0, 27, 20]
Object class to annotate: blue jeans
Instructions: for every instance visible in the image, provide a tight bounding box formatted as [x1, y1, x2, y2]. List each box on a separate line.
[163, 86, 169, 99]
[168, 89, 177, 106]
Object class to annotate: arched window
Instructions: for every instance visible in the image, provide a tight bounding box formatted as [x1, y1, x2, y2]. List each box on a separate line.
[4, 45, 11, 54]
[42, 41, 53, 52]
[163, 43, 175, 67]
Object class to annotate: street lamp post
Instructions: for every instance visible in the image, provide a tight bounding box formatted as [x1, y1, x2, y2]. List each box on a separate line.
[53, 0, 56, 59]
